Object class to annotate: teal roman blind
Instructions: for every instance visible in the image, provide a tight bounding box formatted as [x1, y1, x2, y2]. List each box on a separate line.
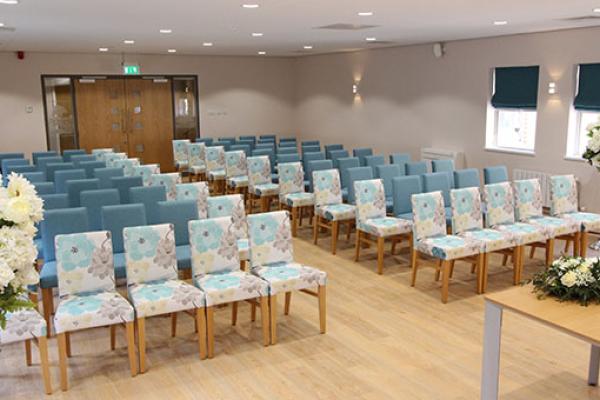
[574, 63, 600, 111]
[491, 66, 540, 109]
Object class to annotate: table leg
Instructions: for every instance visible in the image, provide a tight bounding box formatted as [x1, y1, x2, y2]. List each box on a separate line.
[481, 301, 503, 400]
[588, 344, 600, 386]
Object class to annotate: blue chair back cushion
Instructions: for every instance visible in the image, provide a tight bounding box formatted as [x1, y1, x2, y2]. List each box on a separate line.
[101, 204, 147, 253]
[129, 186, 168, 224]
[157, 200, 199, 246]
[80, 189, 121, 230]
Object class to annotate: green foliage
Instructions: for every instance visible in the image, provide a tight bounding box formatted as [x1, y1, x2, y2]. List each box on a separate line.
[0, 285, 35, 330]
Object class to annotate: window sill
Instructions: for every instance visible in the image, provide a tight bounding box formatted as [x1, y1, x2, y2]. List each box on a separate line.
[484, 147, 536, 157]
[564, 155, 586, 163]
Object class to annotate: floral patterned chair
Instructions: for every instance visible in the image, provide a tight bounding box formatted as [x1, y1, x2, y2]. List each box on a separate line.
[172, 139, 190, 171]
[411, 191, 484, 303]
[513, 179, 579, 264]
[207, 194, 249, 264]
[189, 217, 269, 357]
[54, 231, 137, 390]
[91, 148, 113, 161]
[247, 211, 327, 344]
[550, 175, 600, 257]
[312, 169, 356, 254]
[247, 155, 279, 213]
[132, 164, 160, 186]
[0, 299, 52, 394]
[112, 158, 140, 177]
[206, 146, 227, 195]
[188, 142, 206, 182]
[124, 224, 206, 371]
[354, 179, 412, 275]
[278, 162, 314, 237]
[175, 182, 210, 219]
[149, 173, 182, 201]
[102, 152, 127, 167]
[450, 187, 521, 292]
[225, 150, 249, 194]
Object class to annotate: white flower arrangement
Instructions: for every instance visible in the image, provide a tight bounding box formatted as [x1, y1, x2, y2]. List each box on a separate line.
[583, 116, 600, 168]
[0, 172, 44, 328]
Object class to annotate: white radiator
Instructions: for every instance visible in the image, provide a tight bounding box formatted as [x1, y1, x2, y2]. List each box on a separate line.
[512, 169, 552, 208]
[420, 147, 465, 169]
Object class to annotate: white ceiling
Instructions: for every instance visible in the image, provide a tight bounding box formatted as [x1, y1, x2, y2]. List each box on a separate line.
[1, 0, 600, 57]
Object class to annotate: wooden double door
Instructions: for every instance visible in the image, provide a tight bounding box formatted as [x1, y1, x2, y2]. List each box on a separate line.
[74, 77, 175, 170]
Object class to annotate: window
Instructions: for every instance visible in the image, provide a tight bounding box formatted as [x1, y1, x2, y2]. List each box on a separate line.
[566, 63, 600, 159]
[485, 66, 540, 154]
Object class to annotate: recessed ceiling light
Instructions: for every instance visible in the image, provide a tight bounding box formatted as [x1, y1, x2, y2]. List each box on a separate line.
[98, 47, 108, 52]
[168, 49, 177, 53]
[0, 22, 4, 27]
[594, 8, 600, 12]
[365, 37, 377, 42]
[242, 4, 259, 8]
[303, 45, 313, 50]
[159, 29, 172, 34]
[493, 20, 508, 25]
[358, 11, 373, 16]
[203, 42, 213, 47]
[0, 0, 19, 4]
[123, 39, 135, 44]
[252, 32, 264, 37]
[258, 51, 266, 55]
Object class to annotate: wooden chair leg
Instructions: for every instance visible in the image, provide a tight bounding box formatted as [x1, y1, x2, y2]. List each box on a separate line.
[206, 306, 215, 358]
[231, 302, 238, 326]
[284, 292, 291, 315]
[125, 321, 137, 377]
[564, 239, 571, 254]
[331, 220, 339, 255]
[318, 286, 326, 334]
[441, 260, 451, 303]
[477, 254, 486, 294]
[25, 339, 32, 366]
[346, 220, 352, 241]
[57, 332, 68, 391]
[137, 318, 146, 373]
[110, 325, 116, 350]
[434, 259, 442, 282]
[170, 312, 177, 337]
[354, 230, 361, 261]
[291, 207, 299, 237]
[545, 238, 555, 265]
[313, 215, 319, 244]
[512, 246, 521, 285]
[377, 236, 385, 275]
[65, 332, 72, 357]
[529, 245, 536, 259]
[41, 288, 53, 338]
[195, 308, 207, 360]
[410, 249, 419, 287]
[581, 232, 588, 258]
[37, 336, 52, 395]
[501, 254, 508, 266]
[269, 294, 277, 345]
[449, 260, 456, 278]
[260, 296, 270, 346]
[251, 303, 257, 322]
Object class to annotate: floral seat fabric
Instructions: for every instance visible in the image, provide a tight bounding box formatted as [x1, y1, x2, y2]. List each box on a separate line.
[560, 212, 600, 232]
[416, 234, 482, 260]
[176, 182, 209, 218]
[228, 175, 249, 188]
[1, 305, 47, 345]
[188, 143, 206, 174]
[207, 195, 249, 261]
[254, 183, 279, 197]
[313, 169, 356, 221]
[248, 156, 279, 197]
[278, 162, 313, 206]
[92, 148, 113, 161]
[526, 216, 579, 239]
[128, 279, 204, 318]
[355, 179, 412, 237]
[150, 173, 182, 201]
[172, 139, 190, 169]
[283, 192, 315, 208]
[460, 228, 518, 253]
[133, 164, 160, 186]
[316, 203, 355, 221]
[206, 146, 226, 181]
[113, 158, 140, 177]
[195, 270, 267, 307]
[252, 262, 327, 295]
[550, 175, 600, 232]
[492, 222, 546, 245]
[225, 151, 249, 188]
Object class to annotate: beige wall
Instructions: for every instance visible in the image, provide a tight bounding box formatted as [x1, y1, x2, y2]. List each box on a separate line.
[294, 27, 600, 212]
[0, 52, 295, 156]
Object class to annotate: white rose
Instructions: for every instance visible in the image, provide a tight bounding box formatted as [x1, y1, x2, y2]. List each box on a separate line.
[0, 260, 15, 289]
[560, 270, 577, 288]
[3, 196, 32, 224]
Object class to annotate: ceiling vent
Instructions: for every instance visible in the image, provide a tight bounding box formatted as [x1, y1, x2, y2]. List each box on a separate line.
[560, 15, 600, 22]
[316, 23, 379, 31]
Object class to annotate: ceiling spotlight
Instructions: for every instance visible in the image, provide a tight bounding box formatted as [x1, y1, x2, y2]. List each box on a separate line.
[365, 37, 377, 42]
[258, 51, 266, 55]
[168, 49, 177, 53]
[98, 47, 109, 52]
[0, 22, 4, 27]
[159, 29, 172, 34]
[303, 45, 313, 50]
[0, 0, 19, 4]
[493, 20, 508, 25]
[123, 39, 135, 44]
[252, 32, 264, 37]
[203, 42, 213, 47]
[358, 12, 373, 16]
[242, 4, 259, 8]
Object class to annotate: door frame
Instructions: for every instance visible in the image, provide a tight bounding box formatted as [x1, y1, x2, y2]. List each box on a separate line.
[40, 74, 201, 151]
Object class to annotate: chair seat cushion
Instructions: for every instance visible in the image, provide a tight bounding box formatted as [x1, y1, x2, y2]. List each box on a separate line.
[1, 307, 47, 344]
[238, 238, 249, 261]
[559, 212, 600, 232]
[459, 228, 517, 253]
[195, 270, 268, 307]
[190, 165, 206, 174]
[251, 262, 327, 295]
[283, 192, 315, 208]
[253, 183, 279, 197]
[317, 204, 356, 221]
[54, 291, 134, 334]
[175, 161, 189, 169]
[128, 279, 204, 318]
[416, 235, 481, 260]
[176, 245, 192, 270]
[359, 217, 412, 237]
[492, 222, 546, 245]
[208, 169, 226, 180]
[227, 175, 249, 188]
[397, 212, 413, 220]
[40, 261, 57, 289]
[526, 216, 579, 239]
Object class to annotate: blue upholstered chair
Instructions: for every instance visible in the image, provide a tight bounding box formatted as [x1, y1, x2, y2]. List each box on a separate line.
[230, 144, 251, 155]
[124, 223, 206, 369]
[307, 159, 333, 192]
[483, 165, 508, 185]
[302, 151, 325, 181]
[390, 153, 410, 165]
[157, 200, 198, 273]
[2, 158, 29, 174]
[277, 147, 297, 155]
[302, 145, 321, 155]
[4, 165, 37, 185]
[22, 171, 46, 183]
[71, 154, 97, 165]
[255, 143, 275, 151]
[175, 182, 210, 219]
[36, 156, 64, 174]
[32, 181, 55, 195]
[365, 155, 385, 177]
[94, 167, 124, 189]
[195, 137, 214, 145]
[405, 161, 428, 176]
[110, 176, 143, 203]
[260, 134, 277, 141]
[219, 136, 236, 143]
[422, 172, 452, 225]
[239, 135, 256, 143]
[0, 153, 25, 172]
[301, 140, 320, 147]
[80, 189, 121, 230]
[277, 153, 301, 164]
[338, 157, 360, 201]
[65, 178, 100, 207]
[279, 137, 296, 143]
[328, 149, 349, 168]
[61, 149, 86, 161]
[432, 159, 455, 188]
[32, 151, 56, 165]
[238, 139, 255, 150]
[347, 167, 374, 205]
[352, 148, 373, 166]
[376, 164, 403, 213]
[39, 193, 69, 210]
[129, 185, 167, 224]
[46, 162, 74, 182]
[392, 175, 422, 220]
[454, 168, 480, 189]
[324, 144, 343, 159]
[78, 160, 106, 178]
[212, 140, 231, 151]
[206, 194, 250, 261]
[54, 169, 86, 193]
[278, 141, 297, 148]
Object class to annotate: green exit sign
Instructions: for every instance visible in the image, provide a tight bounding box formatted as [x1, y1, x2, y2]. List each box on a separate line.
[123, 65, 140, 75]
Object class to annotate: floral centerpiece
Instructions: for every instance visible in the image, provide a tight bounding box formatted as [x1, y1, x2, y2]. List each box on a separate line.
[532, 256, 600, 306]
[582, 116, 600, 169]
[0, 173, 44, 328]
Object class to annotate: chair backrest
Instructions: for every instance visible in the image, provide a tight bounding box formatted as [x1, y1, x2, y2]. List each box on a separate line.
[277, 147, 297, 155]
[102, 152, 127, 167]
[132, 164, 160, 186]
[247, 210, 293, 269]
[324, 144, 343, 158]
[513, 179, 543, 221]
[550, 175, 578, 215]
[149, 173, 182, 201]
[62, 149, 87, 161]
[40, 193, 69, 210]
[41, 207, 90, 262]
[260, 134, 277, 141]
[32, 181, 55, 195]
[2, 158, 29, 174]
[112, 158, 140, 177]
[280, 137, 296, 143]
[79, 161, 106, 178]
[277, 153, 301, 164]
[80, 189, 121, 230]
[91, 148, 113, 161]
[313, 169, 343, 208]
[110, 176, 143, 203]
[71, 154, 97, 165]
[329, 150, 349, 168]
[157, 200, 199, 246]
[207, 194, 248, 240]
[376, 164, 403, 199]
[422, 172, 451, 207]
[483, 165, 508, 185]
[278, 142, 297, 149]
[172, 139, 191, 167]
[302, 145, 321, 155]
[22, 171, 46, 183]
[175, 182, 210, 219]
[225, 150, 247, 178]
[252, 148, 276, 172]
[0, 153, 24, 173]
[392, 175, 422, 216]
[454, 168, 480, 189]
[239, 135, 256, 143]
[46, 162, 74, 182]
[195, 137, 214, 145]
[278, 162, 305, 197]
[4, 165, 37, 185]
[94, 167, 124, 189]
[205, 146, 226, 173]
[124, 223, 179, 285]
[247, 156, 272, 189]
[354, 179, 386, 223]
[307, 160, 333, 192]
[347, 166, 374, 204]
[353, 148, 373, 166]
[255, 143, 275, 151]
[55, 230, 115, 297]
[54, 169, 86, 193]
[32, 151, 56, 165]
[188, 142, 206, 170]
[432, 159, 455, 188]
[338, 157, 360, 189]
[230, 144, 251, 155]
[405, 161, 428, 176]
[66, 178, 100, 207]
[365, 155, 385, 176]
[219, 136, 236, 143]
[411, 191, 447, 240]
[36, 156, 64, 173]
[238, 139, 255, 150]
[302, 151, 325, 179]
[212, 141, 231, 151]
[450, 187, 483, 234]
[101, 204, 147, 253]
[129, 185, 167, 224]
[390, 153, 410, 165]
[483, 182, 515, 227]
[301, 140, 320, 147]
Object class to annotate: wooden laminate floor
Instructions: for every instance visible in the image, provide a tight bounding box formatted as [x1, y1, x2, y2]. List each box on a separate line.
[1, 228, 599, 399]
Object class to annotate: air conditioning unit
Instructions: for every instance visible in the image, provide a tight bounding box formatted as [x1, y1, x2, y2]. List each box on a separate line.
[420, 147, 465, 169]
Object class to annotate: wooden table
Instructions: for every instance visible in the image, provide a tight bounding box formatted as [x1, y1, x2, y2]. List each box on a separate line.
[481, 285, 600, 399]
